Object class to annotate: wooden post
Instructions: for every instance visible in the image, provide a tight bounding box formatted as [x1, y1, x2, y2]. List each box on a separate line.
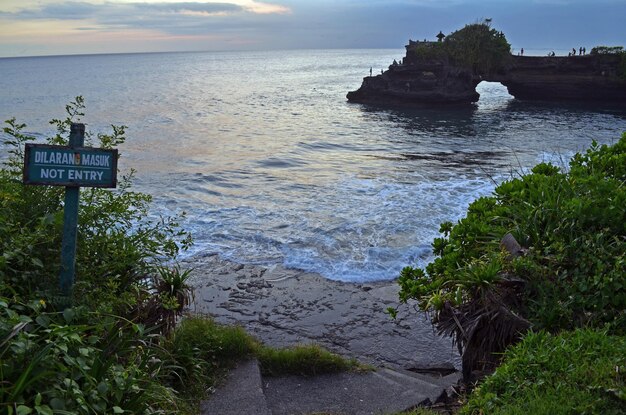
[59, 123, 84, 298]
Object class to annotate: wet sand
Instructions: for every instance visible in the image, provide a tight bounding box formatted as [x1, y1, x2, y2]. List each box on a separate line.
[186, 253, 460, 372]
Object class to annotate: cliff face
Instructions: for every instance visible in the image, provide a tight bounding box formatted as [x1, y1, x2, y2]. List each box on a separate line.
[347, 50, 626, 105]
[347, 58, 479, 105]
[497, 55, 626, 102]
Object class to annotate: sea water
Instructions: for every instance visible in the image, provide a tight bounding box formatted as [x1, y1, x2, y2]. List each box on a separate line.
[1, 50, 625, 282]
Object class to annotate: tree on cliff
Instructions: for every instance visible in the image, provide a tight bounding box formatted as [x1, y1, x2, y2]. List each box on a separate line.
[444, 19, 511, 74]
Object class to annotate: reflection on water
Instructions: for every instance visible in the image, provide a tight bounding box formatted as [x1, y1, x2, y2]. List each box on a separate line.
[1, 51, 626, 281]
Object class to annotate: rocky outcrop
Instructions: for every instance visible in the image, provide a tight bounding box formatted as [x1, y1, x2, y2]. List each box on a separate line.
[347, 57, 479, 105]
[347, 46, 626, 105]
[495, 54, 626, 102]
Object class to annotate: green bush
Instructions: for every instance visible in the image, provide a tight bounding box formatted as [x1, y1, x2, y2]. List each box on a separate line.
[444, 20, 511, 74]
[0, 98, 195, 414]
[590, 46, 624, 55]
[0, 298, 179, 414]
[397, 133, 626, 378]
[462, 329, 626, 415]
[0, 97, 191, 312]
[407, 20, 511, 74]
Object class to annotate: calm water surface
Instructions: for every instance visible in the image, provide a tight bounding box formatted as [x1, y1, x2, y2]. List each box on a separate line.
[2, 50, 625, 281]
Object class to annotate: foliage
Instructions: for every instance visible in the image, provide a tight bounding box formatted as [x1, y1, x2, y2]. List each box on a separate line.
[0, 96, 192, 312]
[589, 46, 626, 80]
[406, 42, 449, 63]
[0, 98, 196, 413]
[444, 20, 511, 74]
[397, 133, 626, 379]
[131, 265, 195, 337]
[462, 329, 626, 415]
[590, 46, 625, 55]
[0, 298, 179, 414]
[406, 20, 511, 74]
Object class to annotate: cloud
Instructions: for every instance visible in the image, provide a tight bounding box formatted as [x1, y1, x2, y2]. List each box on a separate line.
[0, 1, 293, 39]
[4, 2, 244, 20]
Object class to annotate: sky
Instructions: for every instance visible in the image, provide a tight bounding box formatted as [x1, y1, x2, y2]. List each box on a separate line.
[0, 0, 624, 57]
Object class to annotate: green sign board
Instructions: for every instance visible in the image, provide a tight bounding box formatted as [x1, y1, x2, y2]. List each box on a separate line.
[23, 143, 118, 188]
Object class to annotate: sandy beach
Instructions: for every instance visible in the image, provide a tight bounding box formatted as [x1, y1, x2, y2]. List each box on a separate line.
[185, 253, 461, 372]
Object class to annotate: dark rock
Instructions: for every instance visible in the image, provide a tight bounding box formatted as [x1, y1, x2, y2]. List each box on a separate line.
[348, 46, 626, 105]
[500, 233, 524, 258]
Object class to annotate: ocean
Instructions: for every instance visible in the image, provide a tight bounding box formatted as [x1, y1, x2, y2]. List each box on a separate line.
[1, 49, 625, 282]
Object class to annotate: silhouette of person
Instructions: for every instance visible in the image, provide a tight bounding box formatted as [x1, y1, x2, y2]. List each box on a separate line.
[572, 48, 576, 56]
[583, 47, 586, 55]
[369, 67, 372, 76]
[521, 48, 524, 56]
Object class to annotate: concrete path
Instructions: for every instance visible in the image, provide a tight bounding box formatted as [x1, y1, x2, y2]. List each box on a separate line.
[201, 359, 459, 415]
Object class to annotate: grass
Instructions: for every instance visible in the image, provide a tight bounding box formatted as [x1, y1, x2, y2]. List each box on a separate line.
[257, 344, 363, 376]
[461, 329, 626, 415]
[165, 315, 364, 413]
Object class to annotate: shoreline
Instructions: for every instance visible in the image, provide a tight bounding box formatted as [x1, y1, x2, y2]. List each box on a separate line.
[185, 252, 461, 372]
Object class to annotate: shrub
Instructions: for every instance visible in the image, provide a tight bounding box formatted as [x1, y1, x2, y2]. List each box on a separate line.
[397, 133, 626, 379]
[590, 46, 625, 55]
[0, 98, 194, 413]
[462, 329, 626, 415]
[0, 298, 179, 414]
[444, 20, 511, 74]
[407, 20, 511, 74]
[0, 96, 192, 314]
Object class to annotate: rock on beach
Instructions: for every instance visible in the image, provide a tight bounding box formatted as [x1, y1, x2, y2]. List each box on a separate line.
[186, 253, 461, 372]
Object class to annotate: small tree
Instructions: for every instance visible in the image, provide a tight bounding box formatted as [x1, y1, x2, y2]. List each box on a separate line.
[444, 20, 511, 74]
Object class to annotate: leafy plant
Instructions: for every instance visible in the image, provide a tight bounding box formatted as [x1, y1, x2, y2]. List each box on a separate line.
[0, 298, 178, 414]
[444, 20, 511, 74]
[462, 329, 626, 415]
[406, 20, 511, 75]
[590, 46, 625, 55]
[1, 96, 192, 313]
[397, 133, 626, 380]
[0, 98, 197, 414]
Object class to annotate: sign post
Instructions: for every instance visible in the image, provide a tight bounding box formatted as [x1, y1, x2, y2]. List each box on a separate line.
[23, 123, 118, 299]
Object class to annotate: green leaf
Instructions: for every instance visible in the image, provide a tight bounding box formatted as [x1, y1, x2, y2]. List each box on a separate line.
[16, 406, 33, 415]
[112, 406, 124, 414]
[34, 405, 53, 415]
[30, 257, 44, 268]
[63, 308, 75, 323]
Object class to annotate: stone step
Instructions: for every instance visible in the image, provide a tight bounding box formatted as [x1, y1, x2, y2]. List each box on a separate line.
[200, 359, 271, 415]
[262, 367, 460, 415]
[201, 359, 460, 415]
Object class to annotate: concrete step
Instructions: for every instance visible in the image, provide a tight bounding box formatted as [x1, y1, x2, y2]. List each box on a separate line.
[262, 367, 460, 415]
[201, 359, 460, 415]
[200, 359, 271, 415]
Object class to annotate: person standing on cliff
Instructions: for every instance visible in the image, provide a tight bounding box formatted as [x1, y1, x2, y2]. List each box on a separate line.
[370, 67, 372, 76]
[521, 48, 524, 56]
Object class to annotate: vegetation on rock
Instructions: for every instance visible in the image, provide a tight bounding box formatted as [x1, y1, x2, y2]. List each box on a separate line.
[407, 20, 511, 75]
[590, 46, 626, 80]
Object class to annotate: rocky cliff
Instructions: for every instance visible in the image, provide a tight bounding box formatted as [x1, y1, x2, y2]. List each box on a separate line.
[347, 47, 626, 105]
